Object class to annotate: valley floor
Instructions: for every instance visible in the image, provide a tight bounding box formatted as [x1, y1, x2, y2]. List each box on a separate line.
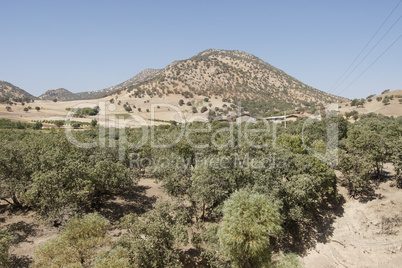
[1, 175, 401, 267]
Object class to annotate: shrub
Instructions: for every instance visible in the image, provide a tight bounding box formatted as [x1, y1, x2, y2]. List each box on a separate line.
[33, 213, 111, 267]
[33, 122, 43, 130]
[0, 229, 13, 267]
[218, 190, 282, 267]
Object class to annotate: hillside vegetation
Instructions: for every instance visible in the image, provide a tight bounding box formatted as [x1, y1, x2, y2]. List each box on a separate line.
[0, 81, 36, 103]
[0, 112, 401, 267]
[38, 69, 161, 101]
[122, 49, 347, 115]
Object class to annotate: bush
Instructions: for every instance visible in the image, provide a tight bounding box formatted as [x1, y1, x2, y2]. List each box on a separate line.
[71, 123, 81, 129]
[218, 190, 282, 267]
[33, 121, 43, 130]
[90, 119, 97, 127]
[54, 120, 64, 128]
[33, 213, 111, 267]
[0, 229, 13, 267]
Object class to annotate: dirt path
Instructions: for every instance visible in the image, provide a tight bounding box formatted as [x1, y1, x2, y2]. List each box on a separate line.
[302, 180, 402, 268]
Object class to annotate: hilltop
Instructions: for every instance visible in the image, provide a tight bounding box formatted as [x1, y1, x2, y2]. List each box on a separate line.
[0, 81, 36, 102]
[1, 50, 347, 114]
[118, 49, 347, 114]
[39, 88, 77, 101]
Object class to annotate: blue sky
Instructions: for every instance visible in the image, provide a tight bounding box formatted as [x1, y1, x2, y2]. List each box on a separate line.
[1, 0, 401, 99]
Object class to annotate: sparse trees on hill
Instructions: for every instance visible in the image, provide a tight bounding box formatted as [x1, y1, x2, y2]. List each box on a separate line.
[5, 106, 11, 112]
[23, 107, 29, 112]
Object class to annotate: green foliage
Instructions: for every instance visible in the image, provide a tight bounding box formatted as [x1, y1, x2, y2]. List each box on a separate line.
[276, 134, 307, 154]
[201, 106, 208, 113]
[72, 122, 81, 128]
[391, 137, 402, 188]
[182, 91, 194, 98]
[218, 190, 282, 267]
[123, 104, 132, 112]
[350, 98, 358, 106]
[118, 202, 189, 267]
[90, 119, 97, 127]
[54, 120, 64, 128]
[376, 96, 383, 102]
[33, 213, 111, 267]
[73, 106, 99, 117]
[345, 110, 359, 121]
[0, 228, 13, 267]
[0, 119, 32, 129]
[0, 132, 133, 218]
[381, 89, 390, 94]
[33, 121, 43, 130]
[35, 106, 40, 111]
[179, 99, 184, 106]
[272, 253, 303, 268]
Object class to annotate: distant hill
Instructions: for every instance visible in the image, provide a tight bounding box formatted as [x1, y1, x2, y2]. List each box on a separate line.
[339, 89, 402, 118]
[0, 81, 36, 102]
[39, 88, 77, 101]
[37, 68, 161, 101]
[119, 49, 347, 114]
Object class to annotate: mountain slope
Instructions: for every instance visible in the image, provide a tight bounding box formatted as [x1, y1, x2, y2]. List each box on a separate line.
[0, 81, 36, 102]
[38, 69, 161, 101]
[121, 49, 347, 114]
[39, 88, 77, 101]
[79, 68, 161, 99]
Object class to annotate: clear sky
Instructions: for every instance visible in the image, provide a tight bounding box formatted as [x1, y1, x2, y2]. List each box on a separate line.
[1, 0, 401, 99]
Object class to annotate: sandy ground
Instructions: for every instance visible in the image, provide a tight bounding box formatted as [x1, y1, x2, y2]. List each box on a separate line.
[302, 166, 402, 268]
